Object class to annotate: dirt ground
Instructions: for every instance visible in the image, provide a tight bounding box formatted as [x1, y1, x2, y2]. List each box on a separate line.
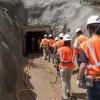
[10, 54, 87, 100]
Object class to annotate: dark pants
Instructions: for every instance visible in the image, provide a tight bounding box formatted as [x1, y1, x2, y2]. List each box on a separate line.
[48, 47, 54, 62]
[77, 54, 86, 88]
[87, 81, 100, 100]
[56, 55, 60, 75]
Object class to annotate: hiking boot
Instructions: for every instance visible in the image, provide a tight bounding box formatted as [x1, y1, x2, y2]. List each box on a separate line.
[54, 64, 56, 68]
[57, 71, 61, 77]
[67, 93, 71, 98]
[82, 85, 87, 89]
[44, 58, 47, 60]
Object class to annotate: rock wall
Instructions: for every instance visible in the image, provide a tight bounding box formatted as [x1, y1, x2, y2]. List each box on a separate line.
[22, 0, 100, 39]
[0, 0, 28, 99]
[0, 0, 100, 99]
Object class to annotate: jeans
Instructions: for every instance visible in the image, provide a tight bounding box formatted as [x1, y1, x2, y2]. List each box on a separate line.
[77, 55, 86, 88]
[48, 47, 54, 62]
[56, 55, 60, 75]
[56, 56, 60, 71]
[87, 81, 100, 100]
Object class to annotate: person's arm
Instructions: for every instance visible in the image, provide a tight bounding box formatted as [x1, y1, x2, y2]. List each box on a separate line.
[73, 40, 79, 60]
[73, 40, 79, 49]
[40, 41, 43, 49]
[78, 63, 87, 80]
[53, 45, 57, 55]
[78, 50, 88, 79]
[77, 50, 88, 87]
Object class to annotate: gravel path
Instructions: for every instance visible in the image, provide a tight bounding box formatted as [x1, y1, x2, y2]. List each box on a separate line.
[10, 54, 87, 100]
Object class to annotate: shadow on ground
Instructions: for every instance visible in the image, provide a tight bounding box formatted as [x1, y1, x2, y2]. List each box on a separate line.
[72, 68, 79, 74]
[72, 93, 87, 100]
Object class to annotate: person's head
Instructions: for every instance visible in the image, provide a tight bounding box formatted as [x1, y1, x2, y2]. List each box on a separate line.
[44, 34, 47, 38]
[76, 28, 83, 37]
[86, 15, 100, 37]
[55, 37, 59, 41]
[59, 33, 64, 39]
[49, 34, 53, 39]
[63, 34, 71, 46]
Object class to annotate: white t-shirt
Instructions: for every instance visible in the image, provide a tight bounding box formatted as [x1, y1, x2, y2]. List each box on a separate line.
[73, 39, 81, 49]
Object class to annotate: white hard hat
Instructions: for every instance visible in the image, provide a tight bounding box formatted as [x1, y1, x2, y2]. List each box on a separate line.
[49, 34, 53, 37]
[87, 15, 100, 25]
[44, 34, 47, 37]
[76, 28, 82, 33]
[64, 33, 70, 37]
[55, 37, 59, 41]
[59, 33, 64, 38]
[63, 34, 72, 41]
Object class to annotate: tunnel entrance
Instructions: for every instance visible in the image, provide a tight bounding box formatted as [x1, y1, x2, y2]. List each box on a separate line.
[27, 31, 46, 54]
[23, 25, 50, 56]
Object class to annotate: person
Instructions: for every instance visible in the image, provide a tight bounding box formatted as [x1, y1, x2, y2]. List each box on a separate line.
[31, 37, 35, 53]
[56, 33, 64, 49]
[73, 28, 88, 88]
[53, 33, 64, 76]
[77, 15, 100, 100]
[38, 37, 42, 52]
[38, 37, 42, 47]
[47, 34, 54, 62]
[53, 37, 60, 47]
[40, 34, 48, 60]
[58, 34, 75, 100]
[74, 28, 88, 67]
[52, 37, 59, 67]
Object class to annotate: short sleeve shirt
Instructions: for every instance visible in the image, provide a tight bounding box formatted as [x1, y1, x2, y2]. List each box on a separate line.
[78, 49, 88, 63]
[73, 39, 79, 48]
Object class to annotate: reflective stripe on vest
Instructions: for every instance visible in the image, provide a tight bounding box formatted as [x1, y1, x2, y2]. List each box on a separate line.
[59, 49, 74, 63]
[85, 40, 100, 67]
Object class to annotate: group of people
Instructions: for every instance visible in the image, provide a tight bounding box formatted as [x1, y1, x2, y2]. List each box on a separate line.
[40, 15, 100, 100]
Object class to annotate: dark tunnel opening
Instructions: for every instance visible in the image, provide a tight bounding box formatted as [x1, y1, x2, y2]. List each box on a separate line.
[26, 31, 47, 54]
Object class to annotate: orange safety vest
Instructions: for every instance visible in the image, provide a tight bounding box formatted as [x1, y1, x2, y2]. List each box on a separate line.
[58, 46, 75, 69]
[48, 39, 54, 47]
[80, 35, 100, 76]
[75, 35, 88, 54]
[55, 40, 64, 53]
[41, 38, 48, 46]
[52, 41, 58, 47]
[56, 40, 64, 48]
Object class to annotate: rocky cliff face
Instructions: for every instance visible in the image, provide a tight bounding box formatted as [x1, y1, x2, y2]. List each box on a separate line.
[0, 0, 28, 99]
[22, 0, 100, 39]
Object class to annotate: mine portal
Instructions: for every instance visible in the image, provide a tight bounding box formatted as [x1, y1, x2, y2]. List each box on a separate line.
[23, 25, 50, 56]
